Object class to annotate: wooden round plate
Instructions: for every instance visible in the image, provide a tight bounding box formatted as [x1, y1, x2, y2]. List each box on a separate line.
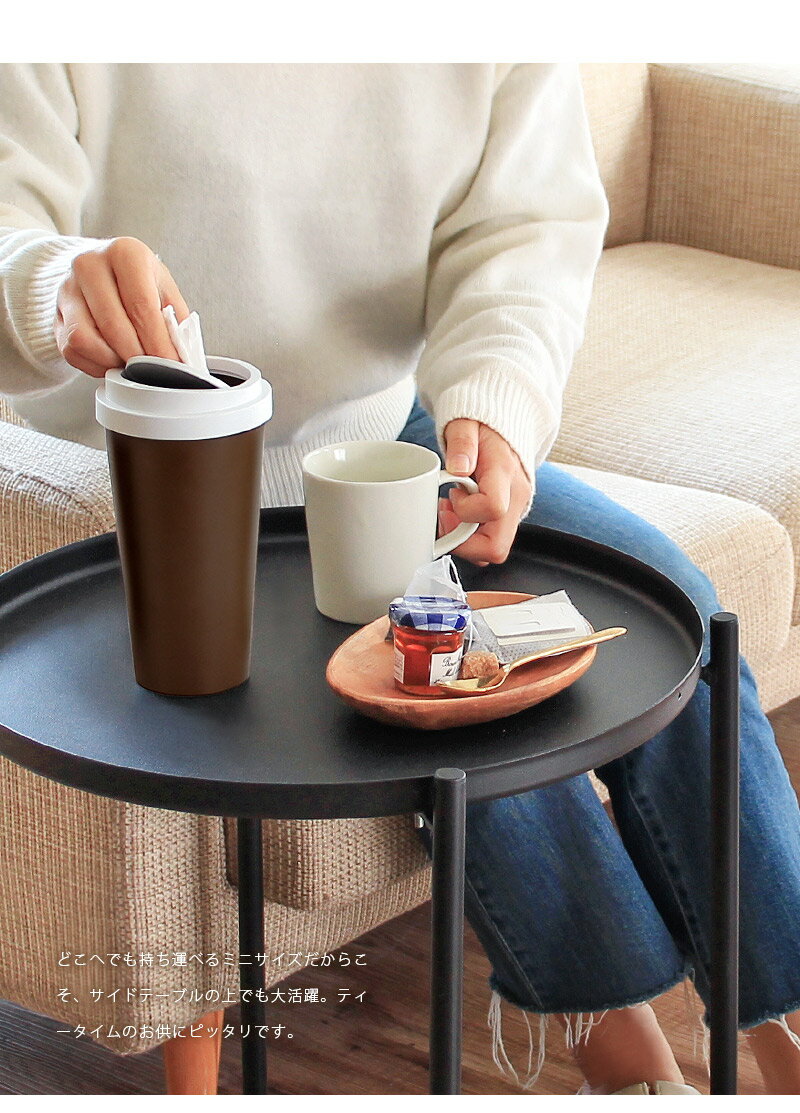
[325, 591, 597, 731]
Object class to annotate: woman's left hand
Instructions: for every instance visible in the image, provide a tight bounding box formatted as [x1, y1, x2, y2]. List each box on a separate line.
[440, 418, 532, 566]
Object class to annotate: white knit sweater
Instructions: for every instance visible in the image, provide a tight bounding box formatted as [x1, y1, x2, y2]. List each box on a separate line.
[0, 63, 608, 507]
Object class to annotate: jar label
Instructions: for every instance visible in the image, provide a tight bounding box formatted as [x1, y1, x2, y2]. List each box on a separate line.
[428, 648, 464, 685]
[393, 643, 405, 683]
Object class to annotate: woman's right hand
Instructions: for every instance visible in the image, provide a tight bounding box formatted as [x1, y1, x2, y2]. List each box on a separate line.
[54, 236, 191, 377]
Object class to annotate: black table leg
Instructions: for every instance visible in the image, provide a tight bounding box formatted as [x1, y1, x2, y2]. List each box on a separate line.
[428, 767, 467, 1094]
[237, 816, 268, 1094]
[707, 613, 740, 1095]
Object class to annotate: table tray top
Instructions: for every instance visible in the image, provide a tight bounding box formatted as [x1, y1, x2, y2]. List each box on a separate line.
[0, 508, 702, 818]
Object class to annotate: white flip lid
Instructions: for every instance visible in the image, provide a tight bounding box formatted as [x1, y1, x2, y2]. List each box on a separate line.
[96, 356, 273, 441]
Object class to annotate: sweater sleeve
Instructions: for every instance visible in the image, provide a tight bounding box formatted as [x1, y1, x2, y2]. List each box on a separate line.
[415, 64, 609, 507]
[0, 64, 109, 401]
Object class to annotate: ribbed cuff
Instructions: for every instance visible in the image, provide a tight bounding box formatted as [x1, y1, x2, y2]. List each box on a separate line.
[432, 362, 561, 518]
[22, 236, 107, 371]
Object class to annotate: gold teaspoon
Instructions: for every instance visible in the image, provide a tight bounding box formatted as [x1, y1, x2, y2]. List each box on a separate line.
[437, 626, 628, 696]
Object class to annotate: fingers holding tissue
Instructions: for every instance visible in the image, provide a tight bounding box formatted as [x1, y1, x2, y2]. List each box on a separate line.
[440, 419, 532, 567]
[55, 237, 191, 376]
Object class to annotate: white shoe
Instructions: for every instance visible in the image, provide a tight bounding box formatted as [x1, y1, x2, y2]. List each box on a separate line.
[577, 1081, 701, 1095]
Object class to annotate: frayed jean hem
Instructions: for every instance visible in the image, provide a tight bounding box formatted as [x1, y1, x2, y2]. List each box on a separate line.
[739, 997, 800, 1035]
[487, 975, 800, 1091]
[485, 964, 695, 1092]
[486, 961, 692, 1018]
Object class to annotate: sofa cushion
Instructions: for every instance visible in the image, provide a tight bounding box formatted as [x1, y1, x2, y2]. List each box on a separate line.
[551, 242, 800, 623]
[550, 462, 793, 679]
[580, 64, 652, 249]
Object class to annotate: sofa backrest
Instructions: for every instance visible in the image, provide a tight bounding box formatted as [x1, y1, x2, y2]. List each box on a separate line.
[580, 63, 652, 247]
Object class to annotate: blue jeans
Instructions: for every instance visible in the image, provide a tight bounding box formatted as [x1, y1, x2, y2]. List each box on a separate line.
[398, 400, 800, 1039]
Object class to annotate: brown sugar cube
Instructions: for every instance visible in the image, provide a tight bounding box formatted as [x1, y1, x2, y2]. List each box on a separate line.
[459, 650, 500, 679]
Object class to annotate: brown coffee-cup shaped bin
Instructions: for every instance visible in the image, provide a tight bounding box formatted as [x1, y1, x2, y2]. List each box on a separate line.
[97, 356, 273, 696]
[106, 424, 265, 696]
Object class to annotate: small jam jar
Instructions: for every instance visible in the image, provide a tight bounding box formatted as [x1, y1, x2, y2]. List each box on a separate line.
[389, 595, 471, 696]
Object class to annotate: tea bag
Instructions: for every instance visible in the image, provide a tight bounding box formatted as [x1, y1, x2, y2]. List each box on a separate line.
[385, 556, 475, 648]
[403, 555, 467, 604]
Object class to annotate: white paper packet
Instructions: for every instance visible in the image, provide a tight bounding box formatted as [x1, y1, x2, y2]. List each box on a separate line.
[478, 592, 591, 644]
[473, 590, 593, 661]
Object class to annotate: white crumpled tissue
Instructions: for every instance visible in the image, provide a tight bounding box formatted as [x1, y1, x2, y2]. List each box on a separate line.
[162, 305, 228, 389]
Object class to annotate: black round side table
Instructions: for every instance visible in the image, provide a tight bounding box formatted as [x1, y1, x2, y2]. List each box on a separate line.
[0, 507, 740, 1095]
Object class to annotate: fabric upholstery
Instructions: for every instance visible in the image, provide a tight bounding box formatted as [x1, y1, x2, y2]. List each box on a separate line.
[647, 64, 800, 270]
[758, 624, 800, 715]
[0, 422, 114, 569]
[579, 63, 652, 249]
[553, 462, 794, 693]
[223, 815, 429, 912]
[551, 242, 800, 624]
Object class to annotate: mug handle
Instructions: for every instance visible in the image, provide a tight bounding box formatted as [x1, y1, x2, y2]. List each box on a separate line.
[433, 472, 480, 559]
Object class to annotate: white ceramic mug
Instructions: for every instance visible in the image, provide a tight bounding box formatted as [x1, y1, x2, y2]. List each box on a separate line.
[301, 440, 479, 624]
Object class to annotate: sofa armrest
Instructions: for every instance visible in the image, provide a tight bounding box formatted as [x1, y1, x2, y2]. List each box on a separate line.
[0, 421, 114, 571]
[646, 64, 800, 270]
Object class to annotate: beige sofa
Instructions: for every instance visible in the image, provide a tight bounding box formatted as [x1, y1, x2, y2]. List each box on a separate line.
[1, 63, 799, 1065]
